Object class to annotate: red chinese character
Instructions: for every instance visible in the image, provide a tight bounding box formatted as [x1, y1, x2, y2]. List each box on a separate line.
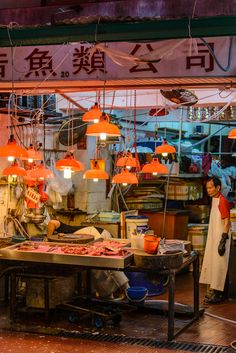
[73, 46, 105, 75]
[186, 42, 214, 72]
[129, 44, 159, 73]
[24, 48, 57, 78]
[0, 53, 8, 78]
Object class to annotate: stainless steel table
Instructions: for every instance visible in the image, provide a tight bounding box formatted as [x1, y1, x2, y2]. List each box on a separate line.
[0, 250, 200, 341]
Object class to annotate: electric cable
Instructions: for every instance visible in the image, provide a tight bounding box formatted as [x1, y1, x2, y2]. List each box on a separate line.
[200, 37, 233, 72]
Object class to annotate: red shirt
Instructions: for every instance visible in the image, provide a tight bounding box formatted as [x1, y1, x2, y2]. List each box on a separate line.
[218, 194, 231, 219]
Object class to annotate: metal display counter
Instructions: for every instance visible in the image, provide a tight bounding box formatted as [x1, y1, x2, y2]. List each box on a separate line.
[0, 244, 200, 341]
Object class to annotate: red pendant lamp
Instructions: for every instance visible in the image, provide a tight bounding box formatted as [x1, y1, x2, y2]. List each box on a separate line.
[55, 152, 84, 179]
[3, 161, 27, 177]
[21, 144, 43, 163]
[0, 134, 28, 161]
[142, 157, 168, 175]
[83, 160, 109, 182]
[112, 168, 138, 186]
[27, 161, 54, 180]
[155, 139, 176, 157]
[116, 151, 137, 170]
[228, 128, 236, 139]
[82, 103, 102, 123]
[86, 112, 121, 140]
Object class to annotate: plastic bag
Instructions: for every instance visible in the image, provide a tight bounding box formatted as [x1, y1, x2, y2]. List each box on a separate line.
[47, 168, 72, 196]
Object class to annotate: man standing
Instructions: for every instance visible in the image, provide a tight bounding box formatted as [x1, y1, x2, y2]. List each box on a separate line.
[200, 176, 231, 304]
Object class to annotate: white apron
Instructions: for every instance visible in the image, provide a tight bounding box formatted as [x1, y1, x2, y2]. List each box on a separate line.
[199, 197, 231, 291]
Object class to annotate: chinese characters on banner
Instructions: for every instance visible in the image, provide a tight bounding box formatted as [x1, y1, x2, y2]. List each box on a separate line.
[0, 37, 234, 81]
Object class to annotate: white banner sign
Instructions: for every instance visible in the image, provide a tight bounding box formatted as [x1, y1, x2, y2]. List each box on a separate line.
[0, 37, 235, 82]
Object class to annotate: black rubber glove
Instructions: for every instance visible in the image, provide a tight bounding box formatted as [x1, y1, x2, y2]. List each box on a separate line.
[218, 232, 229, 256]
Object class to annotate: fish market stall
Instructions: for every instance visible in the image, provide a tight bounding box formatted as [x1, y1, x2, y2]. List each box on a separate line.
[0, 238, 200, 341]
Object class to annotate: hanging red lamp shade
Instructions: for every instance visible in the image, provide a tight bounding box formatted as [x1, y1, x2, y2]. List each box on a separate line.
[228, 128, 236, 139]
[116, 151, 137, 170]
[20, 144, 43, 163]
[83, 160, 109, 182]
[141, 157, 168, 175]
[2, 161, 27, 177]
[27, 162, 54, 180]
[0, 134, 28, 161]
[86, 112, 121, 140]
[112, 169, 138, 186]
[155, 139, 176, 157]
[55, 153, 84, 179]
[82, 103, 102, 123]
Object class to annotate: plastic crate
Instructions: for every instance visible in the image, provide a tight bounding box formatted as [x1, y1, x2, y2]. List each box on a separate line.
[125, 271, 163, 297]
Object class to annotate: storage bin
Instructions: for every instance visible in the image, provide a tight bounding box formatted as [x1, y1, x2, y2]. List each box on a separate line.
[188, 226, 207, 252]
[139, 209, 189, 240]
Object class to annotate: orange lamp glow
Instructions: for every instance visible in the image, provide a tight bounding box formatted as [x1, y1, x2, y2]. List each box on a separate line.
[155, 139, 176, 157]
[27, 162, 54, 180]
[83, 160, 109, 182]
[0, 135, 28, 161]
[82, 103, 102, 123]
[55, 153, 84, 179]
[3, 161, 27, 177]
[116, 151, 137, 170]
[112, 169, 138, 186]
[86, 112, 121, 140]
[141, 157, 168, 175]
[21, 144, 43, 163]
[228, 128, 236, 139]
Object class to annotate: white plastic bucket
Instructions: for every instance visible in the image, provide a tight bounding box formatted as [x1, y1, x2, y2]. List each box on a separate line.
[125, 216, 149, 239]
[131, 234, 145, 250]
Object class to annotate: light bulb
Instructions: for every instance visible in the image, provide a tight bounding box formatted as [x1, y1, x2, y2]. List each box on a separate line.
[39, 177, 44, 180]
[122, 183, 128, 186]
[64, 167, 72, 179]
[8, 156, 14, 162]
[152, 172, 158, 176]
[28, 158, 34, 163]
[100, 133, 107, 140]
[94, 118, 99, 123]
[12, 174, 17, 178]
[162, 152, 168, 157]
[126, 166, 131, 170]
[93, 178, 99, 182]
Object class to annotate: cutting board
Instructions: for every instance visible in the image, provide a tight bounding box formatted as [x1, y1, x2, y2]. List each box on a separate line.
[48, 233, 94, 244]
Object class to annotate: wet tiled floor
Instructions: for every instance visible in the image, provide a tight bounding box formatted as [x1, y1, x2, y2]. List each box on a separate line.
[0, 272, 235, 352]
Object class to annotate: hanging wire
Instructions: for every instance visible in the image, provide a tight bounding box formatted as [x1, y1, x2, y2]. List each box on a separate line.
[133, 89, 140, 172]
[199, 37, 233, 72]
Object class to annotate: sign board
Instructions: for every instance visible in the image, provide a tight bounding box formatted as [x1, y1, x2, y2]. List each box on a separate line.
[0, 37, 235, 82]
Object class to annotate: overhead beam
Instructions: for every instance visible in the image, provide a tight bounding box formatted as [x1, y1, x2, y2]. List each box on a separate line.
[55, 90, 87, 111]
[0, 16, 236, 47]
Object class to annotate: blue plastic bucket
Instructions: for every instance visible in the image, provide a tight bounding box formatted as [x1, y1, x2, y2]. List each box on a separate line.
[125, 272, 163, 297]
[126, 286, 148, 305]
